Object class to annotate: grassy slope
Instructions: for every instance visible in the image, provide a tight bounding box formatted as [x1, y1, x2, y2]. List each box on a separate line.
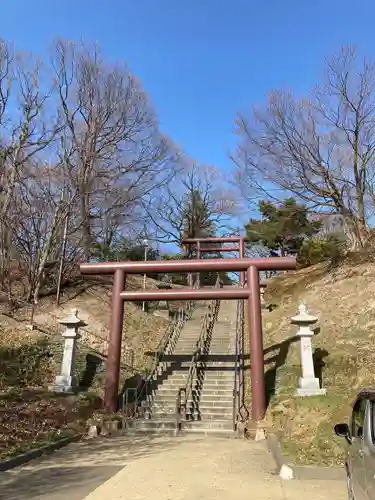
[0, 275, 172, 458]
[259, 253, 375, 465]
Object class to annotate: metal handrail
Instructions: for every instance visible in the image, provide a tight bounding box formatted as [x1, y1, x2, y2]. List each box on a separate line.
[123, 281, 199, 421]
[176, 275, 222, 429]
[233, 293, 249, 430]
[123, 307, 184, 418]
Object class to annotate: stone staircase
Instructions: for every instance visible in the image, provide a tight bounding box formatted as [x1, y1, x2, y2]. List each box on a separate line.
[125, 299, 239, 437]
[184, 299, 237, 435]
[125, 304, 206, 433]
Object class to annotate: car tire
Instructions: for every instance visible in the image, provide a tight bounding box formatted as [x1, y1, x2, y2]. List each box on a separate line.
[346, 465, 355, 500]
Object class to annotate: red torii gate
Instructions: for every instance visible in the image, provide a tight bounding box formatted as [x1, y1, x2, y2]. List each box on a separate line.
[182, 236, 247, 285]
[80, 256, 296, 421]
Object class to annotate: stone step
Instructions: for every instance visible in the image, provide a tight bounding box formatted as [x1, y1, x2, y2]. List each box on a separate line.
[173, 346, 200, 349]
[154, 409, 233, 420]
[207, 347, 233, 351]
[177, 340, 232, 345]
[183, 428, 238, 438]
[154, 401, 233, 413]
[175, 334, 198, 337]
[123, 420, 237, 437]
[203, 372, 235, 379]
[174, 340, 201, 344]
[190, 399, 233, 408]
[124, 428, 178, 437]
[153, 390, 234, 401]
[208, 348, 232, 352]
[153, 395, 233, 406]
[152, 409, 178, 417]
[184, 420, 234, 431]
[173, 343, 199, 346]
[156, 369, 235, 376]
[153, 377, 234, 386]
[197, 388, 234, 396]
[151, 390, 187, 398]
[175, 333, 202, 337]
[206, 338, 231, 341]
[202, 380, 235, 385]
[194, 394, 233, 403]
[204, 362, 237, 366]
[154, 366, 193, 372]
[176, 330, 203, 334]
[153, 383, 236, 393]
[188, 406, 233, 417]
[154, 390, 231, 401]
[201, 381, 234, 386]
[152, 377, 194, 385]
[154, 385, 189, 392]
[126, 419, 177, 431]
[209, 347, 236, 350]
[200, 381, 234, 388]
[173, 349, 199, 353]
[203, 371, 236, 376]
[151, 385, 189, 393]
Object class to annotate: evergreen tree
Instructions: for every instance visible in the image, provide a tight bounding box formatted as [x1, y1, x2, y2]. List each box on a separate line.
[245, 198, 322, 256]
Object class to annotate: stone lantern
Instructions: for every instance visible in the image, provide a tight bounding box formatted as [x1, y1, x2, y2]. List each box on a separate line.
[292, 303, 326, 397]
[49, 309, 86, 393]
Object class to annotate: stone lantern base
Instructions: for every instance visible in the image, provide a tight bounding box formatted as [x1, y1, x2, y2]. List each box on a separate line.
[49, 375, 79, 394]
[296, 377, 326, 397]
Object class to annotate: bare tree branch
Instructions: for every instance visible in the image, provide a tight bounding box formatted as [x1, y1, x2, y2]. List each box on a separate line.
[232, 45, 375, 249]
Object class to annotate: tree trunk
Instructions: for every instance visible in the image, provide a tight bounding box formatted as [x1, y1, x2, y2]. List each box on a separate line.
[343, 214, 367, 250]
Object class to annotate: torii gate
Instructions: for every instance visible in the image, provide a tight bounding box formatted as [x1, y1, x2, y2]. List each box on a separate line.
[80, 255, 296, 421]
[182, 236, 247, 285]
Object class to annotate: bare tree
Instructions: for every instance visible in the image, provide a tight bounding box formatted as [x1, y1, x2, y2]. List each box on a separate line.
[233, 46, 375, 249]
[0, 40, 58, 291]
[0, 36, 185, 303]
[52, 39, 180, 260]
[10, 162, 75, 302]
[147, 163, 236, 253]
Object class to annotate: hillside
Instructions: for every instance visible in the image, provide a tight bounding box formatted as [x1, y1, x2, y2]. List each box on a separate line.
[259, 251, 375, 465]
[0, 275, 181, 373]
[0, 275, 179, 459]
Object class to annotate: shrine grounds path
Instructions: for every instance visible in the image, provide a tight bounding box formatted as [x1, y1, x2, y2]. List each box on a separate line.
[0, 435, 346, 500]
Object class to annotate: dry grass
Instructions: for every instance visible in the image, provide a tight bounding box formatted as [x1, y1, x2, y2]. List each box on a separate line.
[1, 275, 172, 375]
[0, 389, 102, 459]
[256, 255, 375, 465]
[0, 275, 179, 458]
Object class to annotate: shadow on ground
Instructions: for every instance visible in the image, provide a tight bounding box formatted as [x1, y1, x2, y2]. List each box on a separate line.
[263, 330, 329, 408]
[264, 336, 299, 407]
[0, 464, 123, 500]
[0, 434, 201, 500]
[79, 353, 104, 390]
[313, 347, 329, 387]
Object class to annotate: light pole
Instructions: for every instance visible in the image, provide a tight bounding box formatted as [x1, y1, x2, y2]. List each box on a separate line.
[142, 238, 149, 312]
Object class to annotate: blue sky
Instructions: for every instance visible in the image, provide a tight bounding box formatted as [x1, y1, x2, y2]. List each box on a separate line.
[2, 0, 375, 236]
[3, 0, 375, 174]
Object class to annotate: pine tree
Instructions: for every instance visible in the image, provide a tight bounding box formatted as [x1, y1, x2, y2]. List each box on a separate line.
[245, 198, 322, 256]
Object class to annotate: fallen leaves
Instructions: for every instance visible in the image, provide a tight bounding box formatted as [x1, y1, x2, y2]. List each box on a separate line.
[0, 389, 101, 459]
